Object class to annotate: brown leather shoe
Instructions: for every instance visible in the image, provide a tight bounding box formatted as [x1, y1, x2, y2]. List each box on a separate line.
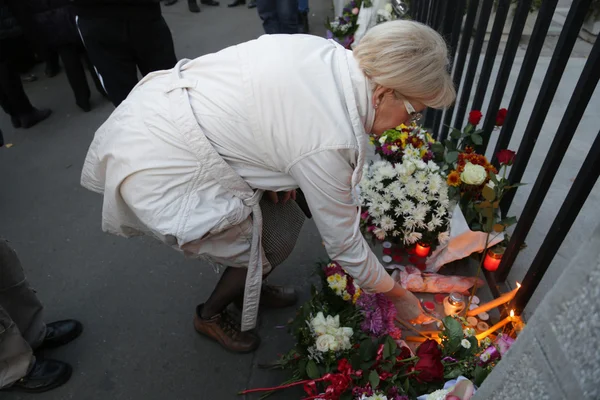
[234, 284, 298, 310]
[193, 305, 260, 353]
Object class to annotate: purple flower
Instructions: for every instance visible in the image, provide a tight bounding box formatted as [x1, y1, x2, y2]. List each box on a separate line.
[326, 30, 334, 39]
[388, 387, 410, 400]
[357, 293, 400, 338]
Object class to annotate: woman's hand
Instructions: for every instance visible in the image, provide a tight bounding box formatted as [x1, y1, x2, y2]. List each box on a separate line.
[385, 282, 429, 324]
[266, 190, 297, 204]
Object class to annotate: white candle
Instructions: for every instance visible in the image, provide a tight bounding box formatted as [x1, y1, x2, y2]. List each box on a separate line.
[476, 310, 515, 341]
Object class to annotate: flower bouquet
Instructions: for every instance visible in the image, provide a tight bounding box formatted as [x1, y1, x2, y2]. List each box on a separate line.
[240, 262, 509, 399]
[359, 157, 450, 251]
[326, 0, 365, 49]
[370, 123, 442, 166]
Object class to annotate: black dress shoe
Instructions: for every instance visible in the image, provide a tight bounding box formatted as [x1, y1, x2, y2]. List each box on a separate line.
[39, 320, 83, 350]
[164, 0, 178, 5]
[188, 0, 201, 12]
[18, 108, 52, 129]
[3, 359, 72, 393]
[228, 0, 245, 6]
[201, 0, 219, 5]
[247, 0, 256, 8]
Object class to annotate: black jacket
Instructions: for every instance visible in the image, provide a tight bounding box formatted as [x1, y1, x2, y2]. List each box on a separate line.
[25, 0, 78, 47]
[71, 0, 162, 19]
[0, 0, 22, 40]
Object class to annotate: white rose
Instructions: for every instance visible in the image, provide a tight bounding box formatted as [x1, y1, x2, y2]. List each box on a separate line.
[461, 339, 472, 349]
[460, 162, 487, 185]
[326, 315, 340, 329]
[340, 327, 353, 337]
[311, 312, 327, 334]
[315, 334, 336, 352]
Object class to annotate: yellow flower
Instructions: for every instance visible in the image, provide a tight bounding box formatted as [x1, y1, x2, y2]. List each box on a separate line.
[342, 292, 351, 301]
[426, 133, 436, 143]
[396, 123, 408, 130]
[400, 132, 408, 146]
[369, 136, 376, 145]
[420, 148, 428, 158]
[352, 289, 362, 304]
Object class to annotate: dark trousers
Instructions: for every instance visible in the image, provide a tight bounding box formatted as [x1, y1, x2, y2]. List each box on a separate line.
[0, 39, 34, 118]
[46, 44, 105, 105]
[76, 15, 177, 107]
[256, 0, 299, 34]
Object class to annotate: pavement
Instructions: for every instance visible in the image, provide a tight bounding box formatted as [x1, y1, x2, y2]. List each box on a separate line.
[0, 2, 332, 400]
[1, 2, 598, 399]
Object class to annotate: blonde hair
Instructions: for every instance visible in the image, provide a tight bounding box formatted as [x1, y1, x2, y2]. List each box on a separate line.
[353, 20, 456, 109]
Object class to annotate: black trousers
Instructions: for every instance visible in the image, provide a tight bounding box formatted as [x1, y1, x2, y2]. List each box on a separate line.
[0, 38, 34, 118]
[76, 15, 177, 107]
[46, 44, 105, 105]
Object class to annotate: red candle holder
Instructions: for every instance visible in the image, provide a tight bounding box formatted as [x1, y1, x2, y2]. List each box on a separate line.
[483, 247, 504, 271]
[414, 242, 431, 257]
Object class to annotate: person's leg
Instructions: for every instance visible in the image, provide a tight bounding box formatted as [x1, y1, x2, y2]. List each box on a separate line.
[58, 44, 91, 111]
[298, 0, 309, 33]
[276, 0, 299, 34]
[129, 16, 177, 77]
[0, 306, 34, 389]
[76, 17, 139, 107]
[256, 0, 280, 34]
[0, 240, 46, 348]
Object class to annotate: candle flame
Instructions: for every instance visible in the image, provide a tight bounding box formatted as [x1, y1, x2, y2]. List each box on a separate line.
[516, 282, 521, 289]
[510, 310, 515, 317]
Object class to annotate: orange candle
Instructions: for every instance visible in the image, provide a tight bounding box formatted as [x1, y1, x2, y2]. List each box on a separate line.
[483, 248, 503, 271]
[415, 242, 431, 257]
[467, 282, 521, 317]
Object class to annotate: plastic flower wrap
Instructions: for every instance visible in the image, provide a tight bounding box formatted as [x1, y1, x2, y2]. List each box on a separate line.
[370, 123, 438, 165]
[326, 0, 364, 48]
[359, 157, 450, 249]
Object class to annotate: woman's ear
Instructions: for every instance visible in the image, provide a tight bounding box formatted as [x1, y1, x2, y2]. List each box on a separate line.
[372, 85, 386, 108]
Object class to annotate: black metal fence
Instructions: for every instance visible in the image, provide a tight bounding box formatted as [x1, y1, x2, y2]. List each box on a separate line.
[411, 0, 600, 313]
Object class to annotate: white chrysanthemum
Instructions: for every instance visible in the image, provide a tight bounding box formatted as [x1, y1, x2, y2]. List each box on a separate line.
[392, 230, 401, 237]
[403, 217, 418, 230]
[461, 339, 472, 349]
[368, 204, 384, 218]
[374, 228, 386, 240]
[429, 215, 443, 228]
[415, 171, 429, 183]
[438, 231, 450, 244]
[405, 180, 420, 197]
[380, 216, 396, 231]
[428, 174, 443, 194]
[415, 191, 429, 203]
[404, 145, 421, 160]
[392, 186, 406, 201]
[436, 206, 447, 217]
[378, 163, 397, 179]
[405, 231, 422, 245]
[399, 200, 415, 214]
[426, 389, 450, 400]
[413, 204, 429, 223]
[391, 145, 399, 152]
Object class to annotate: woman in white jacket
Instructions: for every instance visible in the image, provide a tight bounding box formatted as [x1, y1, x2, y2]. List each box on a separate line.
[81, 20, 455, 353]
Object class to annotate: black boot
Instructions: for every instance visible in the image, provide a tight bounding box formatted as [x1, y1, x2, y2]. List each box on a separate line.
[2, 359, 72, 393]
[200, 0, 219, 5]
[164, 0, 178, 5]
[188, 0, 201, 12]
[228, 0, 245, 7]
[247, 0, 256, 8]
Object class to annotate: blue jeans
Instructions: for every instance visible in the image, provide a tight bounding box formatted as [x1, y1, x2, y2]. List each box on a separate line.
[256, 0, 299, 34]
[298, 0, 308, 12]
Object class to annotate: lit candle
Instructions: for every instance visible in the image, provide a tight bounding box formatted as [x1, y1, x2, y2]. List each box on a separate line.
[476, 310, 515, 341]
[467, 283, 521, 317]
[483, 248, 504, 271]
[415, 242, 431, 257]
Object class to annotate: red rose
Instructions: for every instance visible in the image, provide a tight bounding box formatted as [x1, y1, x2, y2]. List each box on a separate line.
[468, 110, 483, 126]
[397, 346, 413, 362]
[496, 108, 508, 126]
[496, 149, 516, 166]
[413, 339, 444, 383]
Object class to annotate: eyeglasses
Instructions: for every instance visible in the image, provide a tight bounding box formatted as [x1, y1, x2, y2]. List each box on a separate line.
[403, 99, 422, 124]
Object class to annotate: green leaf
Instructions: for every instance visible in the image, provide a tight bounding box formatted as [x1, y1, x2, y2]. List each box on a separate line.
[482, 186, 496, 202]
[444, 367, 463, 379]
[431, 142, 445, 154]
[474, 365, 490, 387]
[507, 182, 528, 188]
[450, 128, 462, 140]
[471, 133, 483, 145]
[298, 359, 307, 377]
[490, 173, 499, 185]
[351, 353, 362, 370]
[340, 392, 353, 400]
[444, 139, 457, 152]
[306, 360, 320, 379]
[360, 339, 375, 361]
[445, 151, 459, 164]
[386, 336, 398, 359]
[369, 370, 380, 389]
[404, 378, 410, 393]
[443, 316, 464, 353]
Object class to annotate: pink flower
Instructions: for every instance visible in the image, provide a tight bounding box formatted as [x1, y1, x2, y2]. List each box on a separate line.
[352, 7, 359, 15]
